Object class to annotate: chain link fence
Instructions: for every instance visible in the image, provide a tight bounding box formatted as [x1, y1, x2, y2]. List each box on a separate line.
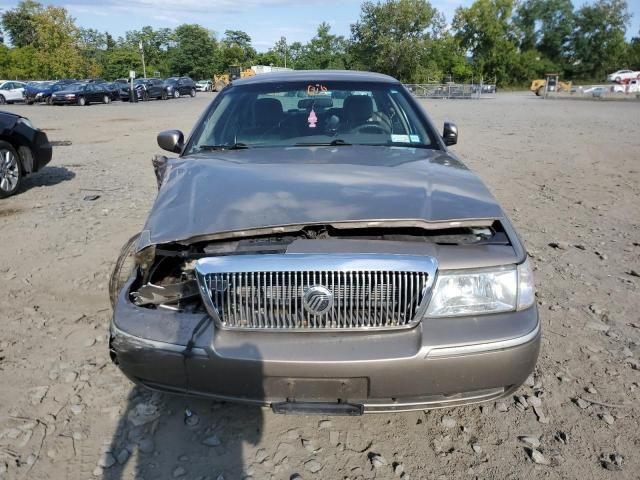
[404, 78, 497, 99]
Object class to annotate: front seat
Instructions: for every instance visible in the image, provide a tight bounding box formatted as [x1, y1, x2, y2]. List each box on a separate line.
[254, 98, 283, 127]
[341, 95, 374, 131]
[240, 98, 284, 140]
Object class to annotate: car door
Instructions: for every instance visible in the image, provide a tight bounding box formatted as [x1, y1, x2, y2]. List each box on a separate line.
[9, 82, 25, 102]
[86, 84, 99, 103]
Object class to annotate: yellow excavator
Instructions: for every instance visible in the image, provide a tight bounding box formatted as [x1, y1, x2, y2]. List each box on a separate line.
[213, 65, 255, 91]
[530, 74, 572, 96]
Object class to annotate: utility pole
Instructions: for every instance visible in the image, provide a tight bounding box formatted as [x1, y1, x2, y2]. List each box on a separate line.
[139, 41, 147, 78]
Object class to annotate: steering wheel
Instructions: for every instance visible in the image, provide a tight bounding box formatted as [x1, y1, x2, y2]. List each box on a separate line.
[351, 121, 389, 135]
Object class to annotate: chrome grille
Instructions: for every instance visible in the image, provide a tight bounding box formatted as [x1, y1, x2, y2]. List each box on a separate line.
[195, 254, 437, 331]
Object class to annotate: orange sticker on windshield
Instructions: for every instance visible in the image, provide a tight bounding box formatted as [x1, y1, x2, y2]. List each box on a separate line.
[307, 84, 328, 96]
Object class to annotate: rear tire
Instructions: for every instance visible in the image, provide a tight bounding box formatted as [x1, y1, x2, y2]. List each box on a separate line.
[190, 88, 196, 97]
[0, 141, 22, 198]
[0, 95, 5, 105]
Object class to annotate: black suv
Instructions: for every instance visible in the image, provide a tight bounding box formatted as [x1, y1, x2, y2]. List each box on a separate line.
[164, 77, 196, 98]
[135, 78, 169, 101]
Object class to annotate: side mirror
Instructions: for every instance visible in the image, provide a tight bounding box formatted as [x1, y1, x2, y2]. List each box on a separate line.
[157, 129, 184, 154]
[442, 122, 458, 146]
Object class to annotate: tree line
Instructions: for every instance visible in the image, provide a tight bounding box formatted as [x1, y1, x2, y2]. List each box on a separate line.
[1, 0, 639, 85]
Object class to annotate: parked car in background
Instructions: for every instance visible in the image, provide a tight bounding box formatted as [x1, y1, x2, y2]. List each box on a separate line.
[0, 81, 27, 104]
[51, 82, 113, 106]
[109, 70, 540, 414]
[113, 79, 134, 101]
[164, 77, 196, 98]
[607, 69, 640, 83]
[135, 78, 169, 101]
[100, 82, 122, 101]
[23, 80, 74, 105]
[196, 79, 212, 92]
[0, 111, 52, 198]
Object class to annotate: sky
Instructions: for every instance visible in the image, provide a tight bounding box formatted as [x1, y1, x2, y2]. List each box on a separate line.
[0, 0, 639, 51]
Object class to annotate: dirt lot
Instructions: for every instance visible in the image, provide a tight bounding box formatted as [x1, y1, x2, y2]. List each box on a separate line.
[0, 92, 639, 480]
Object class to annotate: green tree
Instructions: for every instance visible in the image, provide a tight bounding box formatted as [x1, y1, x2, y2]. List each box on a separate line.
[217, 29, 256, 70]
[627, 31, 640, 70]
[123, 26, 174, 75]
[300, 22, 350, 70]
[452, 0, 519, 85]
[568, 0, 630, 80]
[168, 24, 217, 79]
[514, 0, 574, 67]
[102, 47, 141, 79]
[1, 0, 42, 48]
[350, 0, 446, 82]
[32, 5, 85, 79]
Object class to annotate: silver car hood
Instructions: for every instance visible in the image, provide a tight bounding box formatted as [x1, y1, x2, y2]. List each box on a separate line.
[138, 146, 504, 249]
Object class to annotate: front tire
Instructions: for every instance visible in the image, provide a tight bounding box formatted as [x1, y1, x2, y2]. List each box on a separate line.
[103, 95, 111, 104]
[190, 88, 196, 97]
[0, 95, 5, 105]
[46, 96, 53, 105]
[161, 90, 168, 100]
[536, 86, 545, 96]
[142, 90, 149, 101]
[0, 141, 22, 198]
[77, 96, 86, 106]
[173, 90, 180, 99]
[109, 233, 140, 308]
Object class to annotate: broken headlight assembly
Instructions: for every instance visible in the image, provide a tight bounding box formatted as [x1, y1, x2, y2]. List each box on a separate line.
[425, 259, 535, 317]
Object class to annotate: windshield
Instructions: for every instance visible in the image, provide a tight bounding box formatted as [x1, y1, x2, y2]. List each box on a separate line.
[65, 83, 86, 91]
[187, 81, 435, 152]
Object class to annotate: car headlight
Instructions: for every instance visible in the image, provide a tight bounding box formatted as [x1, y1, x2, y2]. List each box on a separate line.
[425, 259, 535, 317]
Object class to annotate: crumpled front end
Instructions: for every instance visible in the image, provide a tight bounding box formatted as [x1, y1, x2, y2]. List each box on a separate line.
[110, 216, 540, 413]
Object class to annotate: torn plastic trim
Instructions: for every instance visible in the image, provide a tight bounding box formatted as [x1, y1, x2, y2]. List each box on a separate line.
[132, 281, 200, 307]
[135, 218, 501, 252]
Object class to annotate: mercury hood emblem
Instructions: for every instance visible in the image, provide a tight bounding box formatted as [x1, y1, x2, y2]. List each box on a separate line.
[303, 285, 334, 315]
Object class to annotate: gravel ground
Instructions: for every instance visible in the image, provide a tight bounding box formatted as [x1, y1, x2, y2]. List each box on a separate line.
[0, 92, 639, 480]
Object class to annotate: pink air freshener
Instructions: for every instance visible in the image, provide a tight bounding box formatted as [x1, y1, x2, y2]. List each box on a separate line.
[308, 108, 317, 128]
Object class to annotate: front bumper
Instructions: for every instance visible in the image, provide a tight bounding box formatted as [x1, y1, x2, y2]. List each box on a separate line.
[110, 283, 540, 413]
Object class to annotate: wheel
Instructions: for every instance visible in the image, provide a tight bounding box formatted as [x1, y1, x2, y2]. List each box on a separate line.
[161, 90, 168, 100]
[142, 90, 149, 101]
[0, 95, 5, 105]
[46, 96, 53, 105]
[109, 233, 140, 308]
[536, 86, 545, 96]
[103, 94, 111, 104]
[27, 100, 34, 105]
[77, 96, 86, 106]
[615, 76, 621, 83]
[0, 141, 22, 198]
[190, 88, 196, 97]
[173, 90, 180, 99]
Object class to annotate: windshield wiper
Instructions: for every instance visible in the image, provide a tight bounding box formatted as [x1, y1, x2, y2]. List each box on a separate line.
[198, 142, 249, 151]
[294, 139, 351, 147]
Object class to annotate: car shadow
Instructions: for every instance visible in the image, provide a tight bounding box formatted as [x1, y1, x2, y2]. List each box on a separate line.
[20, 165, 75, 192]
[103, 343, 264, 480]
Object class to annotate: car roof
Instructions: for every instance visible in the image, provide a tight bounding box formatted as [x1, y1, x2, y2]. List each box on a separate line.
[232, 70, 399, 86]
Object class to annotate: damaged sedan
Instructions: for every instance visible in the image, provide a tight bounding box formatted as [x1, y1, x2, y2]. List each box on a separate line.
[109, 70, 540, 414]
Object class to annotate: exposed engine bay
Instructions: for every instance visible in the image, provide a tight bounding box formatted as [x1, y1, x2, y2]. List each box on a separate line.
[111, 222, 511, 312]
